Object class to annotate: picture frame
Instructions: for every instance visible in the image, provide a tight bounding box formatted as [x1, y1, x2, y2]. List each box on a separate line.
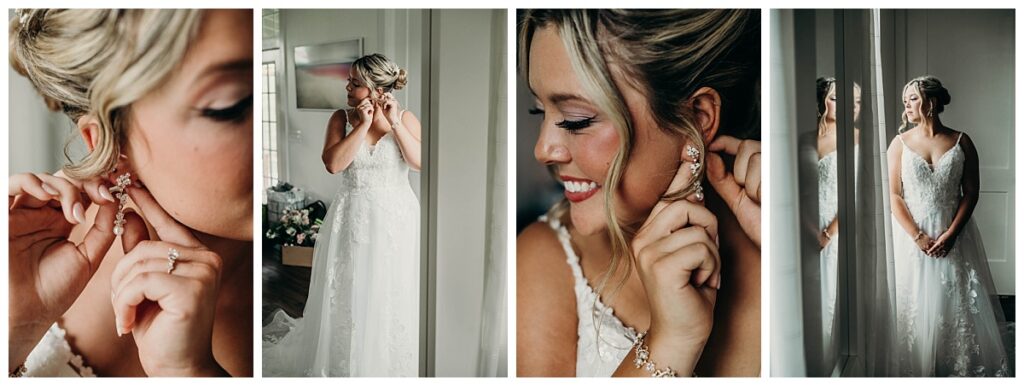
[293, 38, 363, 110]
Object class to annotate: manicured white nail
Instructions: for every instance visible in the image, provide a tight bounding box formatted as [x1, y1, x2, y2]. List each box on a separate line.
[72, 202, 85, 224]
[99, 185, 114, 202]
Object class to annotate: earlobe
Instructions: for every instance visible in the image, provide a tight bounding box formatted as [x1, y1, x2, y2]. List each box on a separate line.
[689, 87, 721, 143]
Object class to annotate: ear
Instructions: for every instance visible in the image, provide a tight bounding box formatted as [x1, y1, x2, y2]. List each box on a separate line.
[77, 114, 102, 152]
[688, 87, 721, 144]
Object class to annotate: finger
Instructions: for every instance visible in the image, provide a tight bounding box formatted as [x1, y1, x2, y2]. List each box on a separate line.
[636, 200, 719, 252]
[111, 272, 192, 334]
[729, 140, 761, 186]
[706, 152, 761, 247]
[10, 192, 55, 209]
[73, 197, 118, 274]
[707, 135, 744, 155]
[80, 177, 116, 205]
[120, 208, 149, 253]
[641, 227, 720, 287]
[649, 242, 719, 289]
[111, 240, 216, 294]
[113, 260, 213, 305]
[8, 173, 56, 204]
[126, 185, 201, 247]
[745, 153, 762, 203]
[34, 173, 85, 224]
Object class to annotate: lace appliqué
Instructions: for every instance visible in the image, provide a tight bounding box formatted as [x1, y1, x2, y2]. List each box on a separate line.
[23, 323, 96, 377]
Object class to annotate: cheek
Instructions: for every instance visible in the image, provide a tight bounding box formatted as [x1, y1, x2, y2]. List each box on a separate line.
[128, 115, 253, 238]
[617, 133, 681, 223]
[569, 127, 619, 181]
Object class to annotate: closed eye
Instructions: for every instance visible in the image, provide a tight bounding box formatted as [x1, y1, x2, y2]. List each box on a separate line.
[201, 94, 252, 122]
[555, 116, 595, 132]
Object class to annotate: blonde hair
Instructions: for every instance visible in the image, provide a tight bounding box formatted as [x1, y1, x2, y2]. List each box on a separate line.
[10, 9, 204, 178]
[898, 75, 951, 133]
[351, 53, 407, 100]
[519, 9, 760, 316]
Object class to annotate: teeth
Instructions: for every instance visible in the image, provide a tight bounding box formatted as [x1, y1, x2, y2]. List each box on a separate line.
[564, 180, 597, 193]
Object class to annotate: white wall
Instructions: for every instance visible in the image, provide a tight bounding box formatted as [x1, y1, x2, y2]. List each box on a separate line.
[431, 9, 504, 377]
[8, 46, 83, 174]
[272, 9, 423, 203]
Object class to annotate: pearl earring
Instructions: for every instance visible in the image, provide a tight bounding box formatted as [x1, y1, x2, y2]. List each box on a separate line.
[110, 172, 131, 236]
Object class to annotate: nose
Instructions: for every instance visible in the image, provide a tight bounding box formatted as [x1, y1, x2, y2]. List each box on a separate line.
[534, 126, 570, 165]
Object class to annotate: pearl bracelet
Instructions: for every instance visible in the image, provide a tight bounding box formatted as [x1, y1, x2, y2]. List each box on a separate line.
[632, 331, 677, 377]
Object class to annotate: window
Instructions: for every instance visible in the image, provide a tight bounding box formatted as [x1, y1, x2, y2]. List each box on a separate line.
[262, 59, 280, 203]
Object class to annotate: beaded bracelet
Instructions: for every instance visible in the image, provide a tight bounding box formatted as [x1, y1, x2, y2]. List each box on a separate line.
[631, 331, 677, 377]
[9, 364, 26, 377]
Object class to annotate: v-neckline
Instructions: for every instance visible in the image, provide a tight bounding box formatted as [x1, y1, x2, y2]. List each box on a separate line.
[905, 142, 959, 172]
[365, 132, 389, 156]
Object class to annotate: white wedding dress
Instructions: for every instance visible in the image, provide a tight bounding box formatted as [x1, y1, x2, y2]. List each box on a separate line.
[542, 215, 638, 377]
[817, 151, 839, 365]
[891, 132, 1012, 377]
[263, 111, 420, 377]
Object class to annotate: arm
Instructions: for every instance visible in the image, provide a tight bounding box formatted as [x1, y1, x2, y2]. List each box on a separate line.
[390, 111, 422, 171]
[516, 222, 578, 376]
[887, 137, 923, 239]
[321, 110, 369, 174]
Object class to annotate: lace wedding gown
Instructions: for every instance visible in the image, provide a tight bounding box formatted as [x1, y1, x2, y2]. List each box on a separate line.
[891, 133, 1012, 377]
[817, 151, 839, 365]
[263, 112, 420, 377]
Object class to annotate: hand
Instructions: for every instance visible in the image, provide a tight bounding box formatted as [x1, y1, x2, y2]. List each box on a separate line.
[109, 185, 226, 376]
[818, 230, 833, 249]
[380, 92, 402, 127]
[913, 231, 935, 255]
[354, 97, 374, 129]
[631, 156, 719, 358]
[926, 230, 956, 258]
[8, 172, 118, 365]
[706, 136, 761, 248]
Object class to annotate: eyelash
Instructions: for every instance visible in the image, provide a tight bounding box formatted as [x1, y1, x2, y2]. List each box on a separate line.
[527, 108, 595, 133]
[555, 116, 595, 132]
[201, 94, 252, 122]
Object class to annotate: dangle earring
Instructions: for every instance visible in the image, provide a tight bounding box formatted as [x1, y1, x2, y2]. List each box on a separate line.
[110, 170, 132, 236]
[685, 145, 704, 201]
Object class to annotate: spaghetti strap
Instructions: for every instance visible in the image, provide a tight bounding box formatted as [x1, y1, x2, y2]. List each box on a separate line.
[897, 133, 907, 145]
[955, 132, 964, 145]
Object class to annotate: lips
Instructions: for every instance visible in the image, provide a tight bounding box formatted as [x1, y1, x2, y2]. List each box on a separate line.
[560, 175, 600, 203]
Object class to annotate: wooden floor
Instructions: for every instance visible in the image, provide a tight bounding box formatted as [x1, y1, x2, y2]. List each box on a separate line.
[261, 243, 311, 324]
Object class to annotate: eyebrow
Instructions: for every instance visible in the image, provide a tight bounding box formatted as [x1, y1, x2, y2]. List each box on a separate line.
[193, 58, 252, 85]
[548, 92, 591, 104]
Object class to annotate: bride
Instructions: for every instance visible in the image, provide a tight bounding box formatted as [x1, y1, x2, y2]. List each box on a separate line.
[887, 76, 1012, 376]
[8, 9, 253, 376]
[517, 10, 761, 377]
[262, 53, 422, 377]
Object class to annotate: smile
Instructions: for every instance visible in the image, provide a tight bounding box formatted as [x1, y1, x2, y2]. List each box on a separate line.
[560, 176, 600, 203]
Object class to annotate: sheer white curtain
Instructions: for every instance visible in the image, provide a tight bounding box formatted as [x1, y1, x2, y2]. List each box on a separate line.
[476, 9, 508, 377]
[846, 9, 898, 376]
[768, 9, 809, 376]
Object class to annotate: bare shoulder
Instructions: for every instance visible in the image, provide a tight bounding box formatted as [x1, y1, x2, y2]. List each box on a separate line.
[329, 109, 349, 125]
[517, 221, 575, 304]
[886, 134, 903, 154]
[517, 221, 578, 376]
